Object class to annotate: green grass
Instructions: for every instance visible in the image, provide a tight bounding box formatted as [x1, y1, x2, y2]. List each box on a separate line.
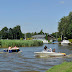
[46, 62, 72, 72]
[69, 39, 72, 43]
[0, 40, 43, 48]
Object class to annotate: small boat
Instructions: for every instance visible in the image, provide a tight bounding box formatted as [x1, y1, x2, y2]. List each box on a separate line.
[3, 47, 20, 53]
[34, 51, 66, 57]
[61, 40, 71, 45]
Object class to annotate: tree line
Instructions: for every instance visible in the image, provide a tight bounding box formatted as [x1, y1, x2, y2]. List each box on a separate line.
[0, 25, 49, 40]
[0, 25, 24, 39]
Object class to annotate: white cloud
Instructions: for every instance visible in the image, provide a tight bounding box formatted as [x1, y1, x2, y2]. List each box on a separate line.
[60, 1, 64, 4]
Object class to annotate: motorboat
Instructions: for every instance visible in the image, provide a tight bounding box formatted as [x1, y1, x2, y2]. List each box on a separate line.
[34, 51, 66, 57]
[3, 47, 20, 53]
[61, 40, 71, 45]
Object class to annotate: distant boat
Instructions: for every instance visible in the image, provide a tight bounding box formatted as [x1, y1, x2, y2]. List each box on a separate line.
[61, 40, 71, 45]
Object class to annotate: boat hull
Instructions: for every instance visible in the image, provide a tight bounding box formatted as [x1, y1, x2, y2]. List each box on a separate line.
[34, 52, 66, 57]
[61, 43, 70, 46]
[61, 40, 71, 46]
[3, 48, 20, 53]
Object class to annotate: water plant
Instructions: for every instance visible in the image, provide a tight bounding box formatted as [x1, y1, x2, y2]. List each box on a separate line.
[0, 40, 43, 48]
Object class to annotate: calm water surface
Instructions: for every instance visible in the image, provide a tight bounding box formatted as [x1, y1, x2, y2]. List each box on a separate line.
[0, 44, 72, 72]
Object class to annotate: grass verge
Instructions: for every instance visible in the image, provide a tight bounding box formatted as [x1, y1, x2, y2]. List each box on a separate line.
[46, 62, 72, 72]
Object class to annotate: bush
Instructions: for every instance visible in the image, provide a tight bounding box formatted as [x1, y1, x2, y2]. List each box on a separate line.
[58, 38, 61, 42]
[20, 38, 23, 40]
[68, 39, 72, 43]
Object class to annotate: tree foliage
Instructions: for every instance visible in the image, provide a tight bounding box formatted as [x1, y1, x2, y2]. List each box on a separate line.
[0, 25, 24, 39]
[58, 12, 72, 39]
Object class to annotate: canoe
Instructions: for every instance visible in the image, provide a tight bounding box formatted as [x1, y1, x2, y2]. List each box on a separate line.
[34, 52, 66, 57]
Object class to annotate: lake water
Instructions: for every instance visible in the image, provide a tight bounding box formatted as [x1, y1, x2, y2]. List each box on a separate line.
[0, 44, 72, 72]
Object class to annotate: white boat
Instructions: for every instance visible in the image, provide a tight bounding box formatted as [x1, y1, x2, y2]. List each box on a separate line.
[34, 51, 66, 57]
[61, 40, 71, 45]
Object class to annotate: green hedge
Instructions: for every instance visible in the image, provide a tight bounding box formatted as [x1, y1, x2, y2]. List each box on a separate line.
[0, 40, 43, 48]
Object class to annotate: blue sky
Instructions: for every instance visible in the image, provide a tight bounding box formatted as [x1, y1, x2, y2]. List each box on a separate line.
[0, 0, 72, 34]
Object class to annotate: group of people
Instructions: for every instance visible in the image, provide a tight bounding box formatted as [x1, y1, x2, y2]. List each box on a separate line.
[8, 46, 17, 50]
[43, 46, 55, 52]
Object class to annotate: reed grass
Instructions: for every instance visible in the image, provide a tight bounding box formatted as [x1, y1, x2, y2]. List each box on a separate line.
[0, 40, 43, 48]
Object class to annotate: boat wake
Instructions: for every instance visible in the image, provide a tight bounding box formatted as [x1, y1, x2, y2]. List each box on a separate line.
[0, 52, 4, 53]
[65, 54, 72, 58]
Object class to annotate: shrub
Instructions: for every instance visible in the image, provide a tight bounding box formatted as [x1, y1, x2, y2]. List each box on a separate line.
[58, 38, 61, 42]
[68, 39, 72, 43]
[20, 38, 23, 40]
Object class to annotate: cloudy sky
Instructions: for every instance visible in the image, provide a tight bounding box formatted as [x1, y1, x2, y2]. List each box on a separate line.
[0, 0, 72, 34]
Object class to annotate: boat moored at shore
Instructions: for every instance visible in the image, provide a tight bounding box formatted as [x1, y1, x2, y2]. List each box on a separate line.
[61, 40, 71, 45]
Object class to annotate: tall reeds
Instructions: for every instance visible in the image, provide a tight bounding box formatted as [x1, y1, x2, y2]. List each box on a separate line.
[0, 40, 43, 48]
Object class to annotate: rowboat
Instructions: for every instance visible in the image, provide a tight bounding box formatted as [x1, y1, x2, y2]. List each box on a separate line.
[3, 47, 20, 53]
[34, 51, 66, 57]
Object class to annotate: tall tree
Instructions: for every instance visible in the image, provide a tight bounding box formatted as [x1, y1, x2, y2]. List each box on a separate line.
[8, 28, 13, 39]
[58, 12, 72, 39]
[1, 27, 8, 39]
[13, 25, 23, 39]
[38, 29, 44, 34]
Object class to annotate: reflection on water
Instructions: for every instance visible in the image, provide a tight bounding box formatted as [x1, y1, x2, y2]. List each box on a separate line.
[0, 44, 72, 72]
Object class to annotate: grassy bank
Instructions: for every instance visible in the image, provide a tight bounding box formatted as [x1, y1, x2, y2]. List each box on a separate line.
[69, 39, 72, 43]
[0, 40, 43, 48]
[46, 62, 72, 72]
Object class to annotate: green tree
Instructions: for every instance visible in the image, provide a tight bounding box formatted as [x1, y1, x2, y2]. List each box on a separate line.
[8, 28, 13, 39]
[12, 25, 23, 39]
[1, 27, 8, 39]
[58, 12, 72, 39]
[26, 33, 32, 38]
[38, 29, 44, 34]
